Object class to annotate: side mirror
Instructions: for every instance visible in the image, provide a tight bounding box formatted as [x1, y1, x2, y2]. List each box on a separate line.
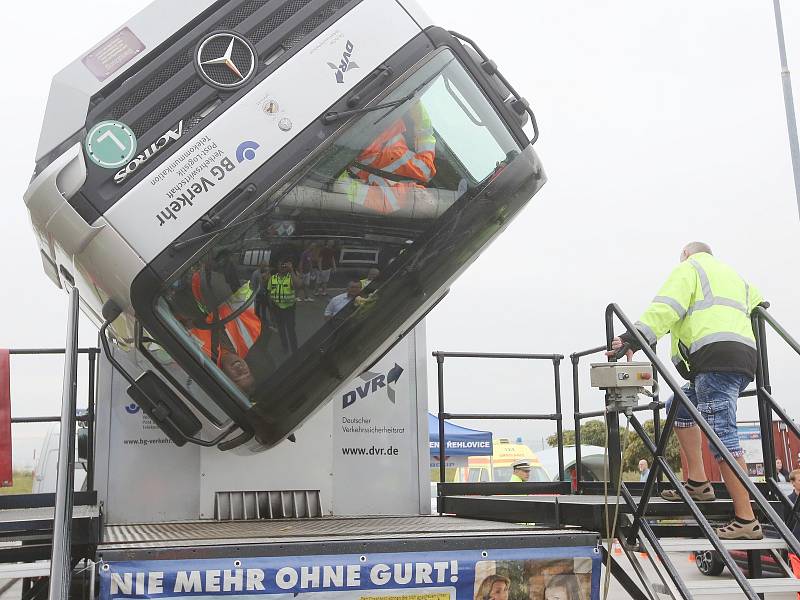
[126, 371, 203, 446]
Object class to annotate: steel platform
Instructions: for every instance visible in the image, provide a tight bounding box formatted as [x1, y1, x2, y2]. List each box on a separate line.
[439, 494, 785, 531]
[97, 515, 599, 561]
[0, 497, 101, 563]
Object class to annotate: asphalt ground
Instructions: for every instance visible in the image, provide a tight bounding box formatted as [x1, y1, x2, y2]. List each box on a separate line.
[603, 550, 798, 599]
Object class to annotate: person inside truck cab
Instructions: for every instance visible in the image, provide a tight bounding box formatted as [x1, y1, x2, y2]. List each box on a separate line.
[164, 258, 264, 395]
[219, 349, 256, 396]
[335, 101, 437, 215]
[188, 264, 262, 365]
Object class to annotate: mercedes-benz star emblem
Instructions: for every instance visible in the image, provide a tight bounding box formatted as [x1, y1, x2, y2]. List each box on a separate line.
[195, 31, 257, 90]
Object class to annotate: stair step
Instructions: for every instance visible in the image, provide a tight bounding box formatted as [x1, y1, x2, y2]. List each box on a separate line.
[656, 537, 788, 552]
[0, 560, 50, 579]
[655, 577, 800, 596]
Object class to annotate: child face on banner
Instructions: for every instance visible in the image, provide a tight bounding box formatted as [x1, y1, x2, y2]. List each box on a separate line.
[489, 581, 509, 600]
[543, 586, 568, 600]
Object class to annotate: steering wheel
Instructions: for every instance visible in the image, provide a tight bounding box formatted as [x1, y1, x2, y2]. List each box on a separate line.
[192, 270, 262, 330]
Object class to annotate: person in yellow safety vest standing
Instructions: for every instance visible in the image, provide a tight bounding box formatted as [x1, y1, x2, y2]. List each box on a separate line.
[337, 101, 436, 215]
[269, 258, 301, 353]
[509, 461, 531, 482]
[360, 268, 380, 290]
[609, 242, 765, 540]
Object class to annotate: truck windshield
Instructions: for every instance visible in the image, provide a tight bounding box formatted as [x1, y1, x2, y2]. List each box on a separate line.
[154, 48, 520, 409]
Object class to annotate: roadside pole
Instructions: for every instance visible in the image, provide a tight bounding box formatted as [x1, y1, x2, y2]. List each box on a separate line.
[772, 0, 800, 220]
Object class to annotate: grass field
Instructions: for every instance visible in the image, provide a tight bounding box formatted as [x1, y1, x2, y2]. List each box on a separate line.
[0, 471, 33, 495]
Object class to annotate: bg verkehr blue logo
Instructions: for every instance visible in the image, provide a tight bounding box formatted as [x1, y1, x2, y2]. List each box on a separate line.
[236, 140, 260, 163]
[125, 403, 141, 415]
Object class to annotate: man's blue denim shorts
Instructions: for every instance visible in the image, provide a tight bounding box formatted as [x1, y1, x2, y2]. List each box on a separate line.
[666, 372, 751, 461]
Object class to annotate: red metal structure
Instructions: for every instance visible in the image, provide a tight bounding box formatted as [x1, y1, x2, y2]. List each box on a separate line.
[686, 420, 800, 482]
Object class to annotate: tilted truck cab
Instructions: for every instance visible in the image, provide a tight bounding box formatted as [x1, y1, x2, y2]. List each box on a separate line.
[24, 0, 545, 451]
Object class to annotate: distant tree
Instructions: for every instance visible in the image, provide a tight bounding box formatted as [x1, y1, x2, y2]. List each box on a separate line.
[622, 419, 682, 473]
[548, 418, 682, 477]
[547, 419, 624, 447]
[549, 429, 576, 447]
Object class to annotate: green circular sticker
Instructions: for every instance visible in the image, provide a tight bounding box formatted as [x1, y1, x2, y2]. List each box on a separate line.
[85, 120, 137, 169]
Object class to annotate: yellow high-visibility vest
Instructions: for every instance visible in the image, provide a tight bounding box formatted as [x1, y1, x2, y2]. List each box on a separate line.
[269, 274, 296, 309]
[633, 252, 762, 373]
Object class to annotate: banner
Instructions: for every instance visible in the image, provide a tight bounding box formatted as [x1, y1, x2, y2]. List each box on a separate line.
[738, 424, 765, 478]
[427, 415, 493, 457]
[100, 547, 600, 600]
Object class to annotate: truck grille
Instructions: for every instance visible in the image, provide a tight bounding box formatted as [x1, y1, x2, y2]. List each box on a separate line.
[91, 0, 360, 143]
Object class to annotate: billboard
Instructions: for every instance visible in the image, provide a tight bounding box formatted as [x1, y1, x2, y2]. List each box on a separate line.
[99, 547, 600, 600]
[738, 424, 764, 478]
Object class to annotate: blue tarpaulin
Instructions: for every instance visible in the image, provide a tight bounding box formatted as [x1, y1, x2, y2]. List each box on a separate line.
[428, 414, 493, 456]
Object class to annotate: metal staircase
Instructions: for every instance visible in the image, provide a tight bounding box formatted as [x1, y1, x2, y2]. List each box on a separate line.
[0, 289, 102, 600]
[435, 303, 800, 599]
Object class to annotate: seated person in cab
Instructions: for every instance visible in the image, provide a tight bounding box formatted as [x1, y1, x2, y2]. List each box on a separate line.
[171, 254, 263, 395]
[335, 101, 437, 215]
[218, 349, 256, 396]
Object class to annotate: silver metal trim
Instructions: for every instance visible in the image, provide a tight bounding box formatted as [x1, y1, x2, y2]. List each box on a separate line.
[196, 32, 257, 89]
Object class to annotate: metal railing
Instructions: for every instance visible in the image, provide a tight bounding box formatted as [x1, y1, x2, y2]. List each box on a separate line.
[751, 306, 800, 522]
[604, 303, 800, 600]
[48, 288, 80, 600]
[433, 351, 566, 493]
[570, 344, 663, 494]
[8, 347, 98, 491]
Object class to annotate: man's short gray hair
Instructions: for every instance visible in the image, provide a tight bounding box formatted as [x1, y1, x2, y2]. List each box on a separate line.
[683, 241, 713, 257]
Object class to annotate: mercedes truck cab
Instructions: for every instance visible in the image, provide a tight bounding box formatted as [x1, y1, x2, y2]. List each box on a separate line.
[24, 0, 546, 452]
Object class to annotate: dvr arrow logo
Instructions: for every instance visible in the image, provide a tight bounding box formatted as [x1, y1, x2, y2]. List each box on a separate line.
[342, 363, 404, 408]
[328, 40, 359, 83]
[386, 363, 404, 402]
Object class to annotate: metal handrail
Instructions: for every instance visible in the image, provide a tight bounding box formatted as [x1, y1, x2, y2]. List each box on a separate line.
[570, 344, 663, 494]
[4, 347, 98, 490]
[48, 288, 80, 600]
[750, 306, 800, 530]
[605, 303, 800, 600]
[432, 351, 565, 493]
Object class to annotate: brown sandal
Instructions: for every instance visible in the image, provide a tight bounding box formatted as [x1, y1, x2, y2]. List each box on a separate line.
[716, 519, 763, 540]
[660, 481, 716, 502]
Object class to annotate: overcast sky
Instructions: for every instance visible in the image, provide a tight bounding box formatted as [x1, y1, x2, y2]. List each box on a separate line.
[2, 1, 800, 464]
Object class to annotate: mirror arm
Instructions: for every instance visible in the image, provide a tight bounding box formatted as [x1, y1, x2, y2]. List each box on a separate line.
[99, 303, 251, 450]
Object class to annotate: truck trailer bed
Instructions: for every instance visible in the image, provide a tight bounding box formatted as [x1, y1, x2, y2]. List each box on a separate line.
[97, 515, 598, 561]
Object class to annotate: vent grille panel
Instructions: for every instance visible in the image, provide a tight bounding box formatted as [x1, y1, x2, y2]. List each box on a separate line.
[109, 48, 194, 122]
[132, 80, 204, 136]
[282, 0, 353, 48]
[250, 0, 312, 44]
[218, 0, 272, 30]
[214, 490, 323, 520]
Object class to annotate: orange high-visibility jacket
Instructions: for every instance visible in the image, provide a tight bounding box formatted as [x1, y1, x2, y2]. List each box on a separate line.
[344, 116, 436, 214]
[190, 272, 261, 364]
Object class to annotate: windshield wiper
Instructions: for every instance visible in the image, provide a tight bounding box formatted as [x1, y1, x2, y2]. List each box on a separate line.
[171, 190, 278, 251]
[322, 92, 415, 125]
[322, 56, 455, 126]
